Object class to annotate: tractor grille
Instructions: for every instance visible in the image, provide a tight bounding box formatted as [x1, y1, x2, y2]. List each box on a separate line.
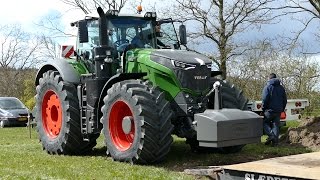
[174, 65, 211, 94]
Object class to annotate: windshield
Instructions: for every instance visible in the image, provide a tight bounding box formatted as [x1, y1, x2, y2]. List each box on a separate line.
[108, 17, 157, 50]
[76, 20, 101, 60]
[0, 98, 25, 109]
[157, 19, 180, 49]
[76, 17, 179, 59]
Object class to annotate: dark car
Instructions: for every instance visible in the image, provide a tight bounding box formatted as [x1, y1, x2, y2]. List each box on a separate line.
[0, 97, 30, 128]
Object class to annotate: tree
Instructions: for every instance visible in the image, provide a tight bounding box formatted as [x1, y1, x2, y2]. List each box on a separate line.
[0, 24, 41, 97]
[38, 35, 60, 60]
[228, 40, 320, 106]
[283, 0, 320, 18]
[170, 0, 277, 79]
[20, 69, 37, 109]
[0, 24, 41, 69]
[60, 0, 129, 14]
[34, 11, 77, 62]
[275, 0, 320, 53]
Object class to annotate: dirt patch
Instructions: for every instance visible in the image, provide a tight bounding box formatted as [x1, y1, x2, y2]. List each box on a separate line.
[281, 117, 320, 151]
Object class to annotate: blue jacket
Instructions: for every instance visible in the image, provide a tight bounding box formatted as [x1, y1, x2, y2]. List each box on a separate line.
[262, 78, 287, 113]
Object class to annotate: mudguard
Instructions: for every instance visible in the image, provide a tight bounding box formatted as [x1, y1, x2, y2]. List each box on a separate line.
[97, 73, 147, 109]
[195, 109, 263, 147]
[35, 59, 81, 86]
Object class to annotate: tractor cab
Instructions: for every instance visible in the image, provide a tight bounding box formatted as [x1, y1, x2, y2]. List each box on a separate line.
[75, 15, 156, 57]
[73, 11, 187, 74]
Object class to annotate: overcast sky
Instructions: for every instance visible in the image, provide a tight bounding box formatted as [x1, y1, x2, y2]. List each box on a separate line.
[0, 0, 318, 55]
[0, 0, 63, 25]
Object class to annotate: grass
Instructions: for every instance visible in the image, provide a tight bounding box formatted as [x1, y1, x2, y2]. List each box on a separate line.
[0, 121, 312, 179]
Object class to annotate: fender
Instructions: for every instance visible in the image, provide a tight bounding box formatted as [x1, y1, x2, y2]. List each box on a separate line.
[96, 72, 147, 114]
[35, 59, 81, 86]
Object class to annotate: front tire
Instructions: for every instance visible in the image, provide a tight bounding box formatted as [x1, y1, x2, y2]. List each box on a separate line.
[101, 80, 173, 164]
[35, 71, 98, 154]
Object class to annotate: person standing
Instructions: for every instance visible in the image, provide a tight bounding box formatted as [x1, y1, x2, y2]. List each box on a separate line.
[262, 73, 287, 146]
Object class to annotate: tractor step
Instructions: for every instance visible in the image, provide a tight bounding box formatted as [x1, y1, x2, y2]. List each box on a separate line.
[194, 109, 263, 147]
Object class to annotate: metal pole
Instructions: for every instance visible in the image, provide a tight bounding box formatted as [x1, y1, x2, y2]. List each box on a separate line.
[213, 81, 221, 110]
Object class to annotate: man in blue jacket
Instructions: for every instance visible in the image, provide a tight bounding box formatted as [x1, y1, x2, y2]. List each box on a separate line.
[262, 73, 287, 146]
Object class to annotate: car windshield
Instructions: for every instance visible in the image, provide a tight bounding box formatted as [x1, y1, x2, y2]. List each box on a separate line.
[108, 17, 157, 49]
[0, 98, 25, 109]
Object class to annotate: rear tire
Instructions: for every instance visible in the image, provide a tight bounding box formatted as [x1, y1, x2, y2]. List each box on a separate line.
[188, 78, 248, 153]
[207, 79, 248, 110]
[35, 71, 98, 155]
[101, 80, 173, 164]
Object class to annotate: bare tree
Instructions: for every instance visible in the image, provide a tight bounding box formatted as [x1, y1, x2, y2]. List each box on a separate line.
[283, 0, 320, 18]
[36, 13, 68, 60]
[39, 35, 60, 60]
[60, 0, 129, 14]
[310, 0, 320, 15]
[36, 13, 75, 39]
[170, 0, 277, 79]
[0, 24, 41, 97]
[228, 40, 320, 103]
[0, 24, 41, 70]
[275, 0, 320, 53]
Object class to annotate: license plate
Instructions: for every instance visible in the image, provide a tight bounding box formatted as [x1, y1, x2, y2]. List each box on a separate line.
[18, 117, 28, 121]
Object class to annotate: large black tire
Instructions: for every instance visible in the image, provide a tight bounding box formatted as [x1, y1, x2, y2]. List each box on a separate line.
[146, 82, 174, 162]
[207, 79, 248, 110]
[35, 71, 98, 155]
[188, 78, 248, 153]
[101, 80, 173, 164]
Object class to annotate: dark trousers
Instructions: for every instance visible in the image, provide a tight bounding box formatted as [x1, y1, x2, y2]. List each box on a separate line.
[263, 111, 281, 143]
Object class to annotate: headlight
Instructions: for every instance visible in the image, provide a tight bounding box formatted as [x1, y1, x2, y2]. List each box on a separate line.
[171, 60, 196, 70]
[185, 93, 194, 103]
[0, 109, 14, 117]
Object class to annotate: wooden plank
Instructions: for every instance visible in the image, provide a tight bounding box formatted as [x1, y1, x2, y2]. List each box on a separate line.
[222, 151, 320, 179]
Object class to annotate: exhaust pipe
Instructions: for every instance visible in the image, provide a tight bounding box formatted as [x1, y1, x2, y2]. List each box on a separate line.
[97, 7, 108, 46]
[94, 7, 113, 78]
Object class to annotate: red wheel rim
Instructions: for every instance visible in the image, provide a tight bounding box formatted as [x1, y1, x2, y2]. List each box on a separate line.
[41, 90, 62, 139]
[109, 100, 135, 151]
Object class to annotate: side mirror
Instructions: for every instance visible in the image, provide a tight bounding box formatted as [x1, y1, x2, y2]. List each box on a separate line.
[179, 24, 187, 45]
[78, 20, 88, 43]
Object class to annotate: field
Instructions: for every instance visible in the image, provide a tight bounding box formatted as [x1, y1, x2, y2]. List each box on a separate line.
[0, 121, 312, 179]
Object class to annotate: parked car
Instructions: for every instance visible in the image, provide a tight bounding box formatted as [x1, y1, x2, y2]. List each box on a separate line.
[0, 97, 30, 128]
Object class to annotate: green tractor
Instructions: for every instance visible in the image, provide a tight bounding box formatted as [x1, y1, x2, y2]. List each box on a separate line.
[34, 7, 262, 163]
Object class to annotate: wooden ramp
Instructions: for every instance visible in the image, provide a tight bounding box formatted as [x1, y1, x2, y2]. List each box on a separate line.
[184, 152, 320, 180]
[221, 151, 320, 179]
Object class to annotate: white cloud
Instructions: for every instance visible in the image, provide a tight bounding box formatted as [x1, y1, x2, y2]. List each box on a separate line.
[1, 0, 55, 24]
[0, 0, 85, 44]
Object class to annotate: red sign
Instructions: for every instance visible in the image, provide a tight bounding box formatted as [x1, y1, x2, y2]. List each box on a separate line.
[61, 45, 74, 58]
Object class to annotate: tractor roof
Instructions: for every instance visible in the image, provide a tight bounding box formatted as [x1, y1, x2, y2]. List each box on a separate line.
[71, 12, 156, 27]
[83, 12, 152, 19]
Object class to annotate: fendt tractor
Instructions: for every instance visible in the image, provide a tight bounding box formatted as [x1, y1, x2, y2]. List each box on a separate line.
[34, 7, 262, 163]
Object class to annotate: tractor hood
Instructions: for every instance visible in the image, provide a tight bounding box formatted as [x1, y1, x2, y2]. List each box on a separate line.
[150, 49, 212, 66]
[149, 49, 212, 95]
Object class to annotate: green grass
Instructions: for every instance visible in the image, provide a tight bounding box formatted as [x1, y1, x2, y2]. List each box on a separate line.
[0, 121, 312, 179]
[0, 128, 192, 180]
[280, 120, 300, 134]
